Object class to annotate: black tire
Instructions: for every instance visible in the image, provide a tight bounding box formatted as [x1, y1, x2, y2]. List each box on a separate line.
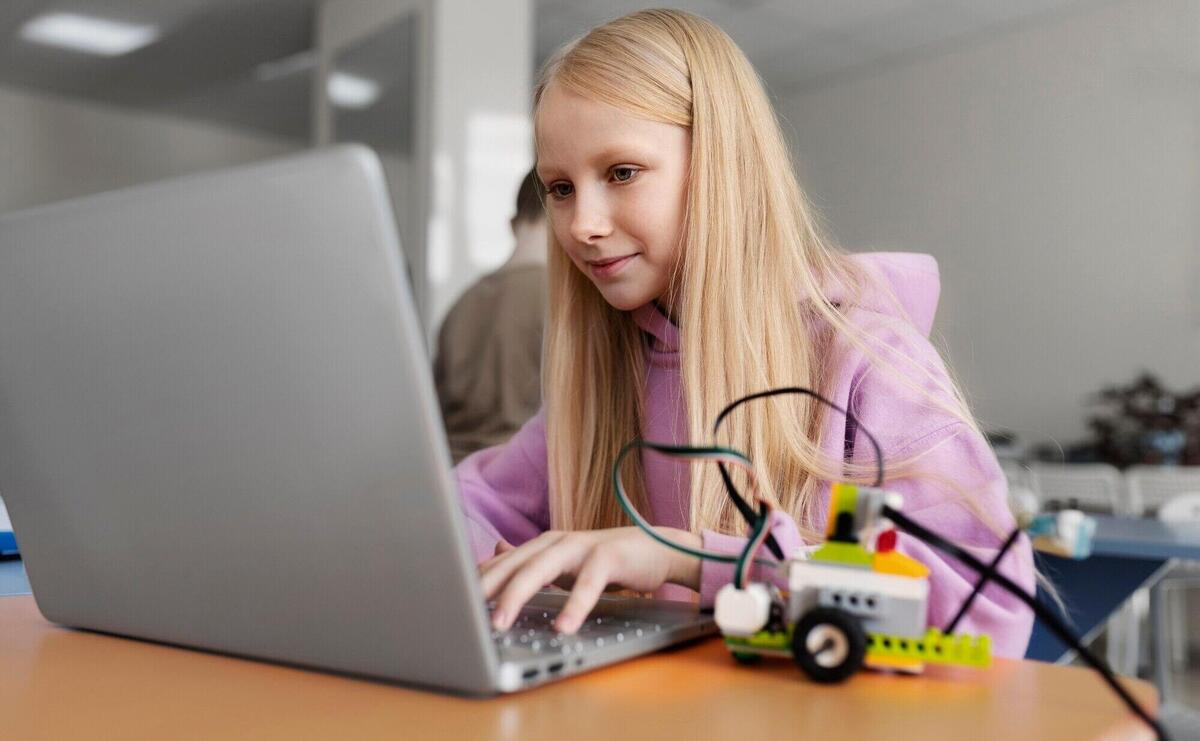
[791, 607, 867, 684]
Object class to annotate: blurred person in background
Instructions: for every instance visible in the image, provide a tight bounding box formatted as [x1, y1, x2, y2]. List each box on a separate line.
[435, 169, 547, 463]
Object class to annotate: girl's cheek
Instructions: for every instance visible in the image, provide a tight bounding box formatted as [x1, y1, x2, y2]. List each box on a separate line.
[558, 239, 580, 264]
[549, 216, 573, 250]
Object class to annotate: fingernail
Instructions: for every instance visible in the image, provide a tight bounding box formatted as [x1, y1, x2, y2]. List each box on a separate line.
[492, 610, 509, 630]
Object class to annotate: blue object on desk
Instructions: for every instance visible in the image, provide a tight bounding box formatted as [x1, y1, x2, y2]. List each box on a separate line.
[0, 559, 30, 596]
[0, 496, 16, 557]
[1025, 515, 1200, 662]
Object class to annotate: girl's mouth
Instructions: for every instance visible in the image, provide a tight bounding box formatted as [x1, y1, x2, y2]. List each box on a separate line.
[587, 254, 637, 279]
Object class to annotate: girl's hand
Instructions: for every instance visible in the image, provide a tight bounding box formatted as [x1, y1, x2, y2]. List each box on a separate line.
[480, 527, 702, 634]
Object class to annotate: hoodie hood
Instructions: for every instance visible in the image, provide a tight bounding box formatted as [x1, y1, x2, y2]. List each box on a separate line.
[631, 251, 942, 351]
[831, 251, 941, 337]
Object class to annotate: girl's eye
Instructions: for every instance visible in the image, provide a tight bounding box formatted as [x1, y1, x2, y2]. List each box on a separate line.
[548, 182, 574, 199]
[612, 166, 639, 183]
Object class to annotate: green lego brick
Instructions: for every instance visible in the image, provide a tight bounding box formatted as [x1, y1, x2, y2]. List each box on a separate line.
[810, 540, 872, 567]
[866, 628, 992, 668]
[723, 628, 793, 657]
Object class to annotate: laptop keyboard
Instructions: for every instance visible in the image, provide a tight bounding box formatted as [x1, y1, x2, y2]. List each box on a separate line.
[490, 603, 665, 660]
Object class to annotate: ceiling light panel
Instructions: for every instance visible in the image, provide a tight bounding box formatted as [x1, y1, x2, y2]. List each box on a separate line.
[20, 12, 160, 57]
[327, 71, 380, 109]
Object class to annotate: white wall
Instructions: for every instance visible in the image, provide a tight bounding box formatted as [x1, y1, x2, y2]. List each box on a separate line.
[316, 0, 429, 325]
[0, 84, 300, 215]
[424, 0, 533, 339]
[317, 0, 533, 340]
[775, 0, 1200, 448]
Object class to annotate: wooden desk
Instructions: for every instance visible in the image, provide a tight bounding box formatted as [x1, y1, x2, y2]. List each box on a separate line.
[0, 596, 1156, 740]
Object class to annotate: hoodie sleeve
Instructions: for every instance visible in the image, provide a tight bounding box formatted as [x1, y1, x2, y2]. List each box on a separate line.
[700, 511, 808, 603]
[698, 313, 1034, 659]
[454, 407, 551, 563]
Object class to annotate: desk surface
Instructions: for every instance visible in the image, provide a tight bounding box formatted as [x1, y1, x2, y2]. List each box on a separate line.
[0, 596, 1157, 740]
[1091, 515, 1200, 560]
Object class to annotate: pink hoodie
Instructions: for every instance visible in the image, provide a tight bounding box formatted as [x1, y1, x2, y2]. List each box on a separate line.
[456, 252, 1035, 658]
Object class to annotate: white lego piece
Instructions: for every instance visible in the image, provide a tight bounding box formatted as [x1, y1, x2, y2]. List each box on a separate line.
[714, 582, 772, 636]
[788, 560, 928, 602]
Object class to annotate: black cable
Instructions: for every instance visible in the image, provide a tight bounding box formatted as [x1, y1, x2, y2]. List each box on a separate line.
[715, 462, 783, 559]
[884, 506, 1167, 741]
[708, 385, 1166, 740]
[710, 387, 886, 559]
[943, 527, 1022, 635]
[712, 386, 885, 488]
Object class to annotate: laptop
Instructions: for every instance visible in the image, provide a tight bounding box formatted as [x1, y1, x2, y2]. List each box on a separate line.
[0, 145, 715, 694]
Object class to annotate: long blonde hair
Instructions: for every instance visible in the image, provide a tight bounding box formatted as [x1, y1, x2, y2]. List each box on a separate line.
[539, 9, 975, 541]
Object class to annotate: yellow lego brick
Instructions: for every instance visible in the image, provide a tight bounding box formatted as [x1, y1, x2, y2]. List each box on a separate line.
[865, 654, 924, 673]
[871, 550, 931, 579]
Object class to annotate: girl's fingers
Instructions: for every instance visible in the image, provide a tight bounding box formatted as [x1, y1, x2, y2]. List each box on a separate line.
[554, 551, 613, 634]
[492, 539, 588, 630]
[481, 532, 565, 601]
[480, 532, 554, 579]
[479, 538, 524, 577]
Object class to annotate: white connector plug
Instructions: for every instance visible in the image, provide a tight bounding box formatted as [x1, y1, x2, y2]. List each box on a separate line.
[714, 582, 771, 636]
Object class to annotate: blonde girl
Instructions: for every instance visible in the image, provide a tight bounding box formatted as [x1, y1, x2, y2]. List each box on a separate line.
[457, 9, 1034, 657]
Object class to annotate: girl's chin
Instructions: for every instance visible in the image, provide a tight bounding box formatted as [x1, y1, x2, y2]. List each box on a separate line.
[595, 285, 655, 312]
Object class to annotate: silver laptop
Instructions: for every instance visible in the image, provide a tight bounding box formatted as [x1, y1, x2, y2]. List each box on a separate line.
[0, 145, 715, 694]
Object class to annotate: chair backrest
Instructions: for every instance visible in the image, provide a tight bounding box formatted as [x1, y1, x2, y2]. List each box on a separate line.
[1125, 465, 1200, 517]
[1157, 493, 1200, 523]
[1026, 463, 1124, 514]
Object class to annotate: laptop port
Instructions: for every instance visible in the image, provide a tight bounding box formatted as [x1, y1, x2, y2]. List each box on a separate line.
[522, 667, 540, 680]
[547, 662, 564, 673]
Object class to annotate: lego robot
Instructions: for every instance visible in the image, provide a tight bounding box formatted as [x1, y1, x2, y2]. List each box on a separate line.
[713, 483, 992, 682]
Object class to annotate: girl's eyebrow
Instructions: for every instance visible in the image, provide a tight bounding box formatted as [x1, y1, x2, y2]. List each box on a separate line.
[538, 146, 650, 181]
[588, 145, 649, 165]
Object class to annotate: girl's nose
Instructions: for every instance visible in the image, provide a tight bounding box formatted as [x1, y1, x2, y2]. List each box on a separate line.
[569, 189, 613, 244]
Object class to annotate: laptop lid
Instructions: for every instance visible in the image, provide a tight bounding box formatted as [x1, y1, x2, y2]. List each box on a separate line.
[0, 146, 501, 694]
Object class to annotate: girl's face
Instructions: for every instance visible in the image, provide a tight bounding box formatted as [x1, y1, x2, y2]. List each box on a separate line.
[535, 82, 690, 312]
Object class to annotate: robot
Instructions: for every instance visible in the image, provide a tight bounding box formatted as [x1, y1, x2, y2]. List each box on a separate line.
[611, 387, 1161, 738]
[713, 483, 992, 682]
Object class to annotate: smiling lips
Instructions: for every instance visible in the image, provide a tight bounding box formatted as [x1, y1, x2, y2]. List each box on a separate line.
[586, 254, 637, 279]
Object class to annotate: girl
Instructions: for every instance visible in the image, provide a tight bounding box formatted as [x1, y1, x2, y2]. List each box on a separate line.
[458, 9, 1035, 658]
